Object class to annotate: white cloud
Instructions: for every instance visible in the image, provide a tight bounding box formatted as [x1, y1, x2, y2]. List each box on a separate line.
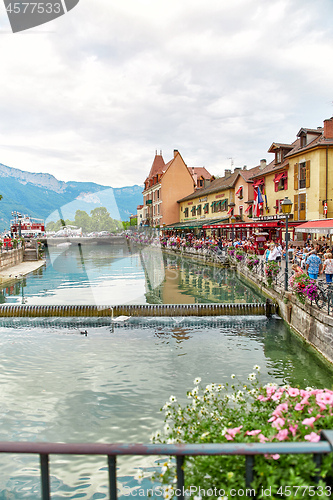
[0, 0, 333, 186]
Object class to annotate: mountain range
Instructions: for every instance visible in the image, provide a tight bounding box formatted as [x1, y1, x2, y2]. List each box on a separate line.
[0, 162, 143, 228]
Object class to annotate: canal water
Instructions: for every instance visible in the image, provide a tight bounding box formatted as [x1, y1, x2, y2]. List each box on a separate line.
[0, 244, 332, 498]
[0, 244, 263, 305]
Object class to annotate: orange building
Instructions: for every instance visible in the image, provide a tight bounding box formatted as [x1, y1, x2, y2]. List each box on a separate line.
[141, 150, 213, 228]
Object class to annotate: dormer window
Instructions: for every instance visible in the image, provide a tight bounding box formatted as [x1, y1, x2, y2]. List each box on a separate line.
[276, 150, 282, 164]
[300, 134, 306, 148]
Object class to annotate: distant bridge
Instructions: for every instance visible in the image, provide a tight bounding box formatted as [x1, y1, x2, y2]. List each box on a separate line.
[40, 235, 126, 246]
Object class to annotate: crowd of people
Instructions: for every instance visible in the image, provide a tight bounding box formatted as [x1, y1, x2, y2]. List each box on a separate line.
[160, 233, 333, 283]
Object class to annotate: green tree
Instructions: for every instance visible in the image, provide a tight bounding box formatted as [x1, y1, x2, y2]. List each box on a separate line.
[74, 210, 91, 233]
[90, 207, 113, 231]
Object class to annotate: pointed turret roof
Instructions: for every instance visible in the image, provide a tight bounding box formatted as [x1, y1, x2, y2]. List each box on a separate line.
[148, 152, 165, 179]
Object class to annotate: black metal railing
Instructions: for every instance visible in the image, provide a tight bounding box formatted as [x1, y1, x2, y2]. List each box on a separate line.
[1, 433, 333, 499]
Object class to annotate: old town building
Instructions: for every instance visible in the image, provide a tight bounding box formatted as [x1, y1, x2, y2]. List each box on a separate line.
[141, 150, 213, 228]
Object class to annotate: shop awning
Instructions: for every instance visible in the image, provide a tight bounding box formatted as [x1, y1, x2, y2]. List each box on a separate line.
[227, 207, 233, 215]
[253, 179, 264, 188]
[295, 219, 333, 234]
[163, 217, 229, 230]
[235, 186, 243, 195]
[244, 205, 251, 213]
[274, 173, 284, 183]
[203, 220, 301, 229]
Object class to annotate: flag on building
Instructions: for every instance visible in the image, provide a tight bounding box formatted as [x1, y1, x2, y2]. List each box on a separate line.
[253, 187, 264, 217]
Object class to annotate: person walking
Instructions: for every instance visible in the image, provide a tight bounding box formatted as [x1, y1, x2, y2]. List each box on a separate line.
[268, 243, 278, 262]
[306, 250, 322, 280]
[322, 252, 333, 283]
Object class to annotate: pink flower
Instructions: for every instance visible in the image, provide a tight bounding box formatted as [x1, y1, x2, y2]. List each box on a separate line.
[246, 429, 261, 436]
[316, 392, 333, 405]
[289, 424, 298, 437]
[300, 396, 310, 405]
[272, 403, 288, 417]
[271, 392, 282, 401]
[300, 390, 310, 398]
[272, 454, 280, 460]
[302, 417, 316, 428]
[288, 388, 300, 397]
[258, 395, 269, 402]
[266, 386, 276, 397]
[272, 418, 285, 430]
[276, 429, 289, 441]
[258, 433, 268, 443]
[225, 426, 243, 438]
[225, 434, 233, 441]
[304, 432, 320, 443]
[294, 403, 304, 411]
[268, 416, 276, 423]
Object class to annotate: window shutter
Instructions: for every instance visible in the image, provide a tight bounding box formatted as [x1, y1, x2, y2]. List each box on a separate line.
[275, 178, 278, 192]
[294, 195, 298, 219]
[306, 160, 310, 188]
[275, 199, 279, 214]
[294, 163, 299, 190]
[284, 175, 288, 190]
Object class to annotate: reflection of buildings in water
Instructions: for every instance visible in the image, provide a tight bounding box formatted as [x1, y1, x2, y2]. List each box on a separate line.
[158, 256, 261, 304]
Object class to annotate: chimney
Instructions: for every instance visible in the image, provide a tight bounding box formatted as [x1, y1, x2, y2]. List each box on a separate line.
[324, 118, 333, 139]
[259, 159, 267, 170]
[243, 165, 247, 170]
[234, 167, 241, 172]
[225, 169, 231, 178]
[174, 149, 178, 158]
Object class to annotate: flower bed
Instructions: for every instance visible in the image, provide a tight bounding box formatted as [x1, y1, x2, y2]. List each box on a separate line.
[246, 254, 260, 270]
[289, 273, 318, 304]
[264, 260, 280, 286]
[151, 370, 333, 497]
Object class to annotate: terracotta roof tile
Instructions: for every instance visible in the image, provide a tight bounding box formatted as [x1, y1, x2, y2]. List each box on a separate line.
[187, 167, 212, 179]
[147, 154, 165, 179]
[177, 171, 239, 202]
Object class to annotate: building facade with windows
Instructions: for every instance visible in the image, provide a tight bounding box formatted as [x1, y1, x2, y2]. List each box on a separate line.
[141, 150, 213, 228]
[249, 117, 333, 224]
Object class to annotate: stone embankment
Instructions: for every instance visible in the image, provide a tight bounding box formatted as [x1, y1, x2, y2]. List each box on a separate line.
[160, 244, 333, 366]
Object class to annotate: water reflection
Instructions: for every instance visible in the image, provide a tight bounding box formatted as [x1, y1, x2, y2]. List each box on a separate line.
[0, 245, 263, 305]
[0, 317, 332, 498]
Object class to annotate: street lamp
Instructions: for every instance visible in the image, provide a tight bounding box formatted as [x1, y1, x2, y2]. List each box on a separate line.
[281, 197, 293, 291]
[230, 215, 236, 242]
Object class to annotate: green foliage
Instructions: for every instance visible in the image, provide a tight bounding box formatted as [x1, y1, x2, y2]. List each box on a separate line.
[46, 208, 123, 233]
[264, 261, 280, 286]
[151, 372, 333, 498]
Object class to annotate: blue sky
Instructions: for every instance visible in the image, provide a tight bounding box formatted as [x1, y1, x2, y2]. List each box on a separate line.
[0, 0, 333, 187]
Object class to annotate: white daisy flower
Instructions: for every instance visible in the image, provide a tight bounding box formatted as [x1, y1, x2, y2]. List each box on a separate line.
[169, 395, 177, 403]
[247, 373, 256, 381]
[194, 377, 201, 385]
[253, 364, 261, 371]
[134, 469, 144, 483]
[231, 374, 235, 379]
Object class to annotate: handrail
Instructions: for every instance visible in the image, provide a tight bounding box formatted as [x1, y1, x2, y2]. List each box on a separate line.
[0, 439, 332, 500]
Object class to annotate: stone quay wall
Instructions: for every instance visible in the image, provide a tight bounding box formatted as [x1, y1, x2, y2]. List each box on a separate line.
[160, 245, 333, 366]
[237, 264, 333, 366]
[0, 248, 24, 272]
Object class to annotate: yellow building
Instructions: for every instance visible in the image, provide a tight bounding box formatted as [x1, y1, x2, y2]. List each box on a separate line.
[164, 165, 260, 235]
[250, 117, 333, 222]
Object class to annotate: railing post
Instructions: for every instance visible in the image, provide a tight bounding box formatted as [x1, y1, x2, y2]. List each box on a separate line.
[177, 455, 185, 500]
[313, 453, 322, 484]
[108, 455, 117, 500]
[40, 454, 50, 500]
[245, 455, 254, 488]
